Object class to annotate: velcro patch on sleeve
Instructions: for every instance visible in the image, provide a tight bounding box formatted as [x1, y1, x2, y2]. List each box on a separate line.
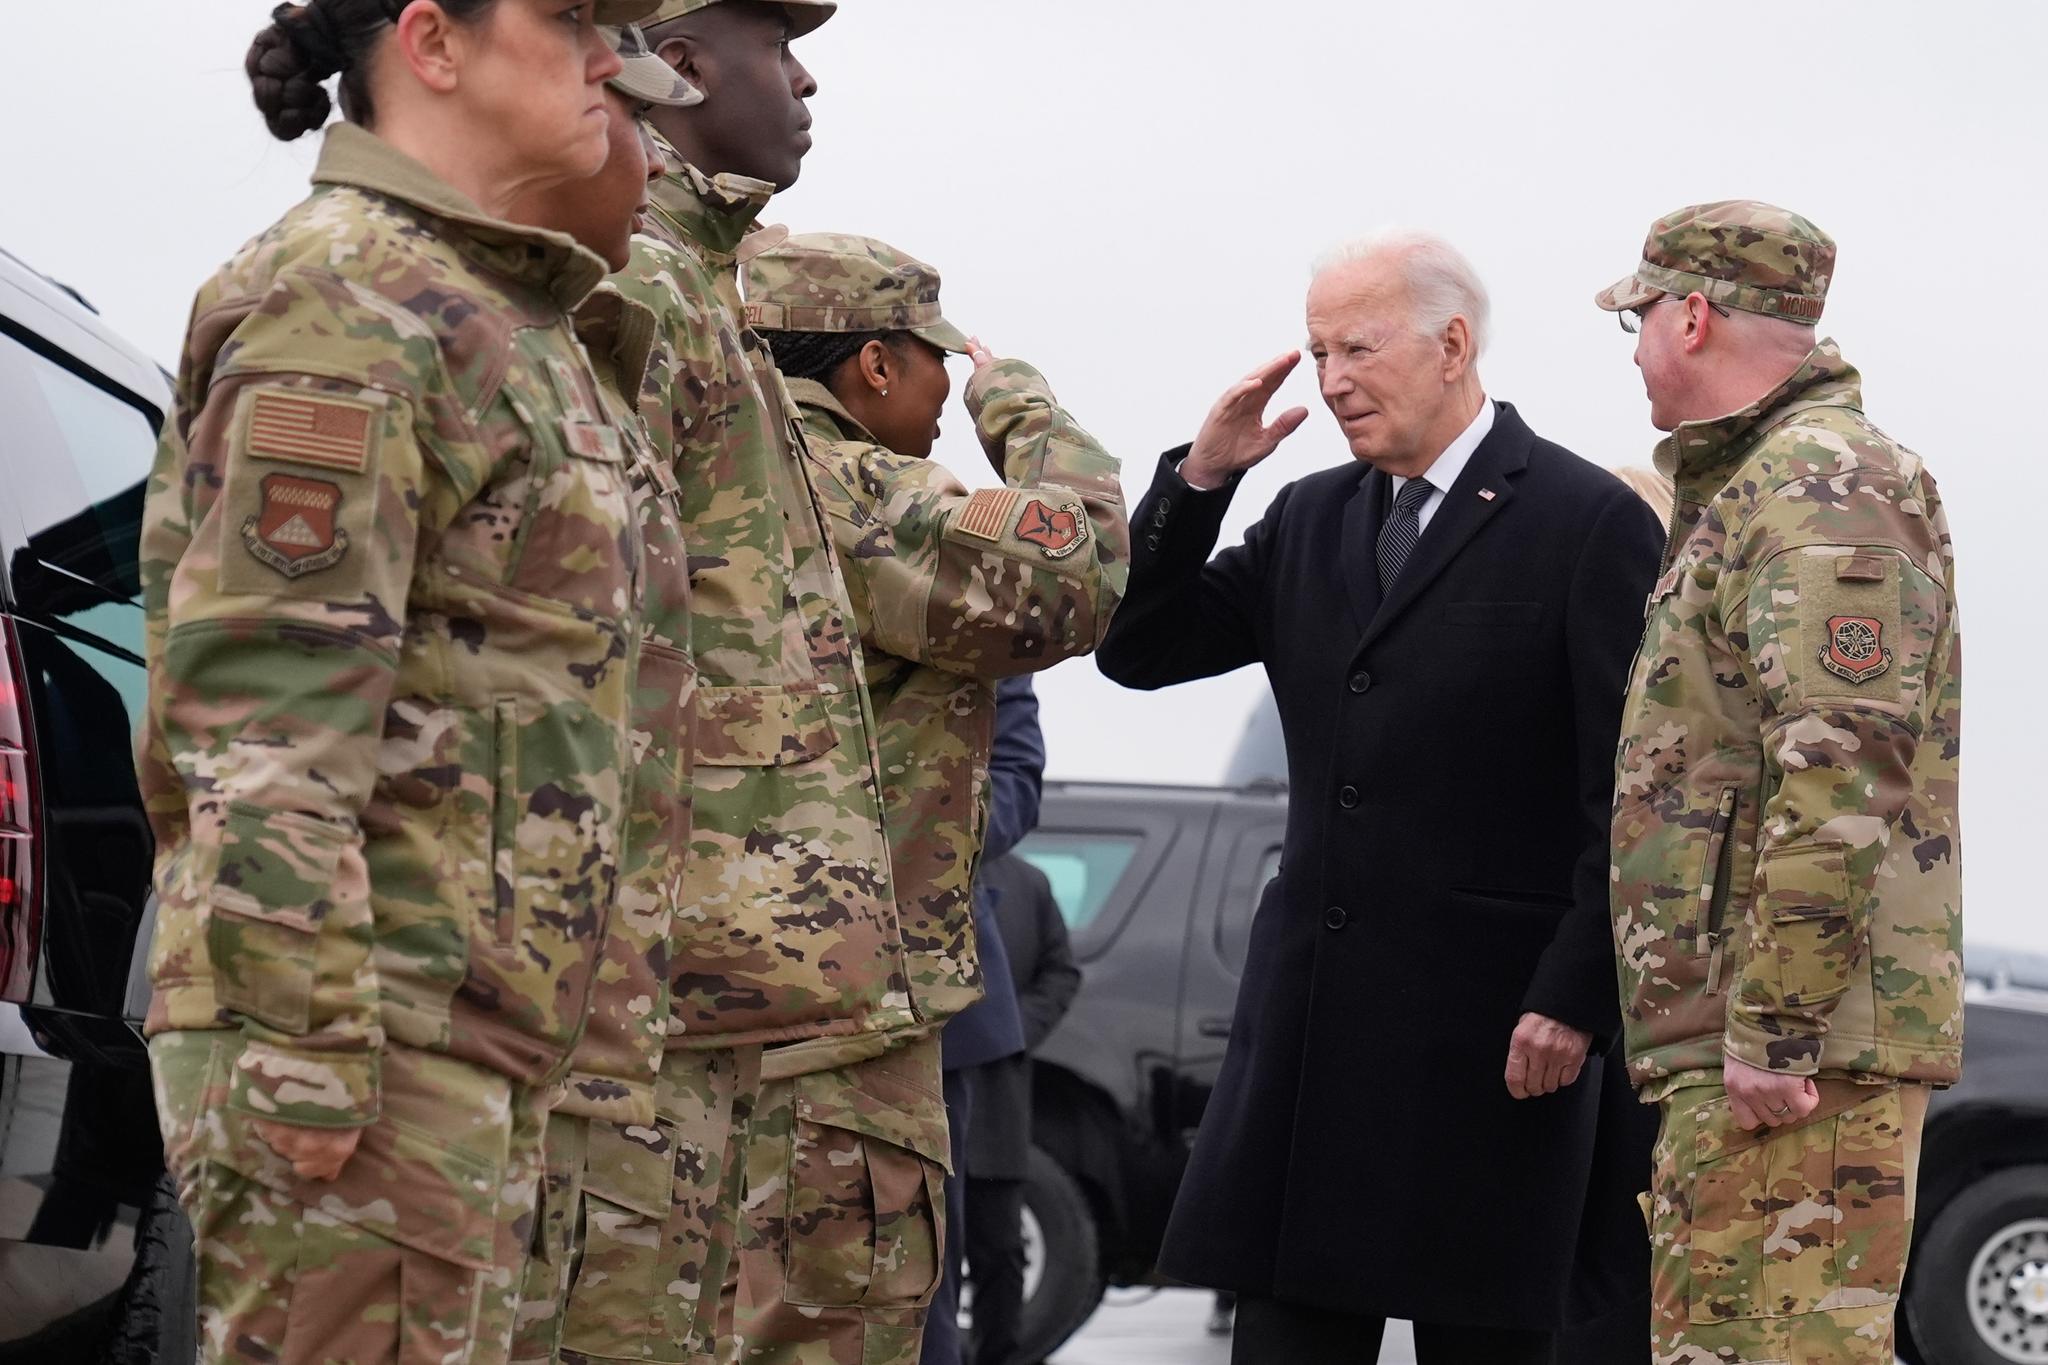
[243, 389, 379, 474]
[955, 488, 1020, 543]
[1795, 550, 1904, 703]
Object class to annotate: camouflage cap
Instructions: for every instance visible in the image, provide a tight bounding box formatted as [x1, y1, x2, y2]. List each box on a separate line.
[644, 0, 836, 37]
[743, 231, 971, 354]
[605, 25, 702, 106]
[1595, 200, 1835, 323]
[596, 0, 668, 22]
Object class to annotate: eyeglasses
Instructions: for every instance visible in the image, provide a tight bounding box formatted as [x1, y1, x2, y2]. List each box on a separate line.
[1619, 296, 1732, 334]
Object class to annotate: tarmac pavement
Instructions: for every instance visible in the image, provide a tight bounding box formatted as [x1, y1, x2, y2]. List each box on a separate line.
[1049, 1289, 1418, 1364]
[1046, 1290, 1908, 1364]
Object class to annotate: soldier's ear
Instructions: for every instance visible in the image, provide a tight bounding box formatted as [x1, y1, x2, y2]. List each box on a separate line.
[651, 31, 709, 95]
[855, 339, 894, 396]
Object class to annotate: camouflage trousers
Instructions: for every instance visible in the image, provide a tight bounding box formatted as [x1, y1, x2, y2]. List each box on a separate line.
[723, 1037, 951, 1365]
[1649, 1077, 1929, 1364]
[511, 1045, 765, 1365]
[149, 1029, 550, 1365]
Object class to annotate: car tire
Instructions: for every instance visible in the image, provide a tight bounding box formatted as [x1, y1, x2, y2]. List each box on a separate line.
[1906, 1163, 2048, 1365]
[1011, 1145, 1105, 1365]
[105, 1172, 197, 1365]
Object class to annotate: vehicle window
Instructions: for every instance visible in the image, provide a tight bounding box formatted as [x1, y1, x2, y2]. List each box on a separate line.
[1017, 831, 1144, 933]
[0, 331, 153, 685]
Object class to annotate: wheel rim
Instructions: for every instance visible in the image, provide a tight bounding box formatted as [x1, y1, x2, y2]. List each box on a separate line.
[1967, 1217, 2048, 1361]
[1020, 1202, 1045, 1302]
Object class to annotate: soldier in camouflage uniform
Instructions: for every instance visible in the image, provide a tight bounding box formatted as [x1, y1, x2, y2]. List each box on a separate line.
[1599, 201, 1963, 1365]
[142, 2, 664, 1361]
[498, 32, 707, 1365]
[525, 4, 942, 1363]
[725, 234, 1127, 1364]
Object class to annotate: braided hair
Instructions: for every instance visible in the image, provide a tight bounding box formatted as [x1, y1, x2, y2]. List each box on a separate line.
[246, 0, 499, 141]
[760, 330, 896, 385]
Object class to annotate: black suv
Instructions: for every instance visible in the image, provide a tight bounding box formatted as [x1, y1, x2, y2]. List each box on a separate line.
[1010, 766, 2048, 1365]
[0, 249, 194, 1364]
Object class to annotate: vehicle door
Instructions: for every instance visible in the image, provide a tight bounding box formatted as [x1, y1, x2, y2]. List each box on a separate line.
[1015, 795, 1203, 1134]
[0, 316, 168, 1338]
[1170, 797, 1286, 1141]
[0, 323, 158, 1031]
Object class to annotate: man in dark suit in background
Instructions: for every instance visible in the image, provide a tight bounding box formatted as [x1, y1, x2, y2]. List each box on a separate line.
[1097, 231, 1662, 1364]
[961, 852, 1081, 1365]
[923, 677, 1040, 1365]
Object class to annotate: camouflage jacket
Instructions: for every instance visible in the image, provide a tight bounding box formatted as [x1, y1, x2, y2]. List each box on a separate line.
[1611, 339, 1962, 1094]
[612, 143, 914, 1049]
[139, 125, 643, 1128]
[558, 286, 697, 1124]
[762, 364, 1128, 1078]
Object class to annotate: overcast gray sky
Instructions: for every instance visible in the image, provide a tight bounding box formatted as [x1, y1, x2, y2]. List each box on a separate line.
[4, 1, 2042, 950]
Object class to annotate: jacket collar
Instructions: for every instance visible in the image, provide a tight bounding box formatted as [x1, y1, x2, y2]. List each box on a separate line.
[644, 131, 776, 261]
[311, 123, 609, 310]
[574, 284, 660, 403]
[784, 376, 874, 443]
[1657, 337, 1862, 490]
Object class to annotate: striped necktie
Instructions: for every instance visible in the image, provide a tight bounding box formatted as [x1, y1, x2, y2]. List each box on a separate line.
[1376, 476, 1435, 588]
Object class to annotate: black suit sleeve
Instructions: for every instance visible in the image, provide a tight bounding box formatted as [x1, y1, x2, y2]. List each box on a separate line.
[1096, 448, 1278, 689]
[1015, 864, 1082, 1050]
[1520, 483, 1664, 1044]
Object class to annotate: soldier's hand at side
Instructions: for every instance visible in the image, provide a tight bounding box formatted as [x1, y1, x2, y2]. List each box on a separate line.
[1181, 352, 1310, 491]
[253, 1120, 362, 1182]
[1723, 1055, 1820, 1132]
[1504, 1012, 1592, 1100]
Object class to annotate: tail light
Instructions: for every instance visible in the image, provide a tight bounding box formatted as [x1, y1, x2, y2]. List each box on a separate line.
[0, 614, 42, 1000]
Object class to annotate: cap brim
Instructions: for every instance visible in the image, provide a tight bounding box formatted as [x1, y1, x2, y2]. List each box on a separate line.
[597, 0, 667, 24]
[912, 319, 972, 355]
[780, 0, 837, 36]
[610, 54, 703, 107]
[1594, 272, 1662, 313]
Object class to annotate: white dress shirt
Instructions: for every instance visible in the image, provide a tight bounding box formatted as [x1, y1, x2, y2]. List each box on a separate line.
[1394, 397, 1494, 535]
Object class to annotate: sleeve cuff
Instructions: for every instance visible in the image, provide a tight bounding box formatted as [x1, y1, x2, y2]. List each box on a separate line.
[227, 1037, 381, 1128]
[1519, 984, 1616, 1049]
[1722, 1012, 1822, 1076]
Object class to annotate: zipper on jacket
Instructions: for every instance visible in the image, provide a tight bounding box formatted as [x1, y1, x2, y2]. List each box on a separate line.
[1698, 785, 1740, 996]
[493, 698, 520, 946]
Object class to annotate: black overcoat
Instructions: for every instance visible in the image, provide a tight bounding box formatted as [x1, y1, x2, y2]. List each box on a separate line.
[1096, 403, 1663, 1329]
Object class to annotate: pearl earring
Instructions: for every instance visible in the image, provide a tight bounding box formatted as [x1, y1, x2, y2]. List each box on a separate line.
[880, 388, 890, 397]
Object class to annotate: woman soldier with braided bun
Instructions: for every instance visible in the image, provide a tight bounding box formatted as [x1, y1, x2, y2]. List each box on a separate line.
[140, 3, 665, 1360]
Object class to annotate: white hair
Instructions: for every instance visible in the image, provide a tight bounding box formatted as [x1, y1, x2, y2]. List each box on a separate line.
[1312, 229, 1492, 358]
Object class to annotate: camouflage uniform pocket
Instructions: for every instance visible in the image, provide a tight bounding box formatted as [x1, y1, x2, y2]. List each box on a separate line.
[205, 804, 349, 1036]
[1753, 843, 1854, 1013]
[1687, 1082, 1914, 1325]
[691, 683, 840, 768]
[784, 1058, 949, 1310]
[563, 1118, 692, 1360]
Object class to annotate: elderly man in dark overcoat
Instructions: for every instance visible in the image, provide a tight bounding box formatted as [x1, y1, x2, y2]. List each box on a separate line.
[1097, 230, 1661, 1364]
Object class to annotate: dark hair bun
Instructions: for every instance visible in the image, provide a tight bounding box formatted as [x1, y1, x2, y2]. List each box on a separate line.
[246, 3, 344, 141]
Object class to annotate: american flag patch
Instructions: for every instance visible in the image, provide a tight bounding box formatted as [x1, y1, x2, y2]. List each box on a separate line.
[956, 488, 1019, 543]
[245, 391, 376, 473]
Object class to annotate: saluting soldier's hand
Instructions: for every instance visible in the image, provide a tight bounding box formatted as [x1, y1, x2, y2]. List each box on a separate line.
[1722, 1054, 1820, 1132]
[1181, 351, 1311, 491]
[1504, 1012, 1593, 1100]
[966, 335, 995, 372]
[253, 1119, 363, 1182]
